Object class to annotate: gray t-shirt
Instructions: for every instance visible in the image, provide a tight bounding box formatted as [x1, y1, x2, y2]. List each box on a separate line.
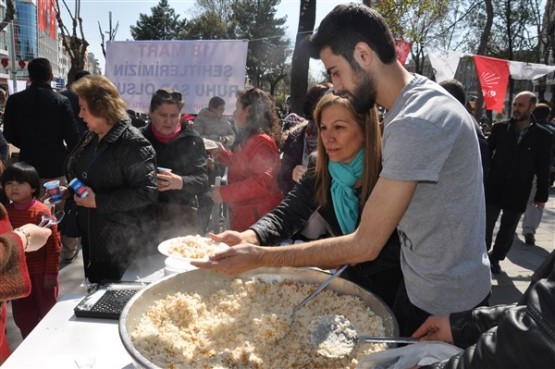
[381, 75, 491, 315]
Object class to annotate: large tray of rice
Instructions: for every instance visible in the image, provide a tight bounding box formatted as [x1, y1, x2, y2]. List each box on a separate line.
[119, 267, 398, 369]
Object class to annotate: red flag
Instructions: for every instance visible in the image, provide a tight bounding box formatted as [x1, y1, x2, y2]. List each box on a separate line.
[38, 0, 46, 31]
[394, 39, 412, 65]
[49, 1, 57, 39]
[473, 55, 509, 113]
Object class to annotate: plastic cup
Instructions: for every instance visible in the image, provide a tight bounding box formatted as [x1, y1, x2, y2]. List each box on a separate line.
[157, 167, 173, 173]
[69, 178, 89, 198]
[43, 180, 62, 204]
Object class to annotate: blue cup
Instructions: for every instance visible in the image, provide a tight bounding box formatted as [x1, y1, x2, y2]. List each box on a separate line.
[43, 180, 62, 204]
[69, 178, 89, 198]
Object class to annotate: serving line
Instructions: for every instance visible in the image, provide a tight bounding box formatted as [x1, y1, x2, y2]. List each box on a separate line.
[2, 254, 167, 369]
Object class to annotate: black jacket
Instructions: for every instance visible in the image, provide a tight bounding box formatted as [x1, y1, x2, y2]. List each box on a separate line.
[250, 167, 402, 308]
[65, 120, 159, 273]
[4, 82, 80, 178]
[424, 250, 555, 369]
[486, 119, 552, 212]
[140, 123, 209, 205]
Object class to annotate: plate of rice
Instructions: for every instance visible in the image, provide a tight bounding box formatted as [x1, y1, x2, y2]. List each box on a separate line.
[158, 235, 228, 261]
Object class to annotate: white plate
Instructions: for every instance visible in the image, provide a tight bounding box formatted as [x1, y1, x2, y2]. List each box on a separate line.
[157, 235, 228, 262]
[202, 138, 219, 150]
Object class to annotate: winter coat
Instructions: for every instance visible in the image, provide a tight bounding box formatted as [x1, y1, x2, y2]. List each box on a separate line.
[216, 133, 282, 231]
[251, 167, 402, 308]
[3, 82, 80, 178]
[0, 205, 29, 302]
[64, 120, 159, 278]
[193, 108, 236, 147]
[486, 119, 552, 212]
[141, 123, 209, 205]
[1, 208, 30, 364]
[278, 123, 308, 194]
[423, 250, 555, 369]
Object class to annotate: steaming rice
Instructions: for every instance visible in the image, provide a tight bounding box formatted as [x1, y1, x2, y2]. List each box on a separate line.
[131, 277, 387, 369]
[166, 235, 223, 259]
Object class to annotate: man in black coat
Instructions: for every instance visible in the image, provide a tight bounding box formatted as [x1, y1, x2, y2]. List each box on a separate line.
[3, 58, 81, 263]
[413, 249, 555, 369]
[485, 91, 552, 274]
[3, 58, 80, 178]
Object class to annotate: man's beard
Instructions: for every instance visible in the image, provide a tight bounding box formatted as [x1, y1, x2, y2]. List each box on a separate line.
[512, 111, 531, 122]
[339, 65, 377, 114]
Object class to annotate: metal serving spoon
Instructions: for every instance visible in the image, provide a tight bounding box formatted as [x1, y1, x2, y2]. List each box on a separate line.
[38, 211, 65, 228]
[309, 314, 418, 358]
[290, 265, 348, 318]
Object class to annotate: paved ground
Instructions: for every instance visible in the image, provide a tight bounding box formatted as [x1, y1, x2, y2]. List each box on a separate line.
[5, 187, 555, 353]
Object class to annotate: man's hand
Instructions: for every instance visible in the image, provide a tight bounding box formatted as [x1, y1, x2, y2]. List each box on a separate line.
[533, 201, 545, 209]
[190, 244, 265, 275]
[411, 315, 454, 343]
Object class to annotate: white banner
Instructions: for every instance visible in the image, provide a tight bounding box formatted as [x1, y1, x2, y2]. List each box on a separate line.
[425, 47, 464, 83]
[105, 40, 249, 114]
[508, 60, 555, 80]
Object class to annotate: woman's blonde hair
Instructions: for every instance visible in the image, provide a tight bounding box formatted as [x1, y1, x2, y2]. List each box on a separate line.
[313, 93, 382, 207]
[71, 75, 128, 125]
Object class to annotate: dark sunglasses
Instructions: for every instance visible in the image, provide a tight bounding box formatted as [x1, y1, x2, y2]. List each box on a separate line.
[155, 89, 182, 101]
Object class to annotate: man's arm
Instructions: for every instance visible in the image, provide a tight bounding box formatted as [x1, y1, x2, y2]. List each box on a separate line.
[192, 177, 417, 275]
[2, 97, 20, 147]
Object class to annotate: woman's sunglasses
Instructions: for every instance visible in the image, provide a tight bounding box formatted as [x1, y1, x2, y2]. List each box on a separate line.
[155, 89, 182, 101]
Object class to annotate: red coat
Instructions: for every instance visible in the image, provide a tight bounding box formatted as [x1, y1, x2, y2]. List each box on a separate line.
[1, 205, 30, 363]
[218, 133, 283, 231]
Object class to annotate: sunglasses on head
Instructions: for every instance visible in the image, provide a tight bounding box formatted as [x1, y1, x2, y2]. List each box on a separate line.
[155, 89, 182, 101]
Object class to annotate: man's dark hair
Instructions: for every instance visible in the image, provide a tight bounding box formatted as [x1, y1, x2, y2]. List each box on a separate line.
[533, 103, 552, 123]
[27, 58, 52, 83]
[208, 96, 225, 110]
[309, 3, 396, 66]
[439, 79, 466, 106]
[303, 83, 332, 119]
[74, 70, 91, 82]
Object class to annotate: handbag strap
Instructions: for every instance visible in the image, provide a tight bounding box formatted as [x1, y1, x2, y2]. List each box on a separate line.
[82, 144, 107, 179]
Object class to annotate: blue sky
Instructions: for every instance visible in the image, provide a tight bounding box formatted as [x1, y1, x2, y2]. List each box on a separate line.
[66, 0, 341, 72]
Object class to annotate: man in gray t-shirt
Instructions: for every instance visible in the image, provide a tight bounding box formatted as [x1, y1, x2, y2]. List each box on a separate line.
[382, 75, 491, 323]
[191, 3, 491, 336]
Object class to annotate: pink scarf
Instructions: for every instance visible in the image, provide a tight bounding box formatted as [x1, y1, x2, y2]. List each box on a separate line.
[151, 124, 181, 144]
[14, 198, 37, 211]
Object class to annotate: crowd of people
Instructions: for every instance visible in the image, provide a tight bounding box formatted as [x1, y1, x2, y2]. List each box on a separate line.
[0, 3, 554, 368]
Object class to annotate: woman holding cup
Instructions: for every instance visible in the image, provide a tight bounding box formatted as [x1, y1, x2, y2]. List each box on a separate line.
[63, 75, 159, 283]
[140, 89, 209, 240]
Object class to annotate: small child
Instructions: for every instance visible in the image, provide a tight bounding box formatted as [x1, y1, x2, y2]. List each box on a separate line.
[1, 162, 61, 338]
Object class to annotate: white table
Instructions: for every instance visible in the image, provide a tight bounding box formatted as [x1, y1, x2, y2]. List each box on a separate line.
[2, 295, 134, 369]
[2, 254, 167, 369]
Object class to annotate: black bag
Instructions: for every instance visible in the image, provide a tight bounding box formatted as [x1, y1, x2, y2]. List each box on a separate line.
[59, 198, 81, 237]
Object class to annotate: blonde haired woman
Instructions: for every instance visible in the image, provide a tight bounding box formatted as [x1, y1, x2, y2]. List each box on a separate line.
[64, 75, 159, 283]
[212, 93, 401, 308]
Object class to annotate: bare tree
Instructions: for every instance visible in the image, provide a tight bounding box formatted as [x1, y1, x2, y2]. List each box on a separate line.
[473, 0, 494, 120]
[0, 0, 15, 33]
[54, 0, 88, 83]
[289, 0, 316, 115]
[538, 0, 555, 106]
[98, 11, 119, 58]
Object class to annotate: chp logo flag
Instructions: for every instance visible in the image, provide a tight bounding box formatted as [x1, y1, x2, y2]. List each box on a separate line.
[394, 39, 412, 65]
[473, 55, 510, 113]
